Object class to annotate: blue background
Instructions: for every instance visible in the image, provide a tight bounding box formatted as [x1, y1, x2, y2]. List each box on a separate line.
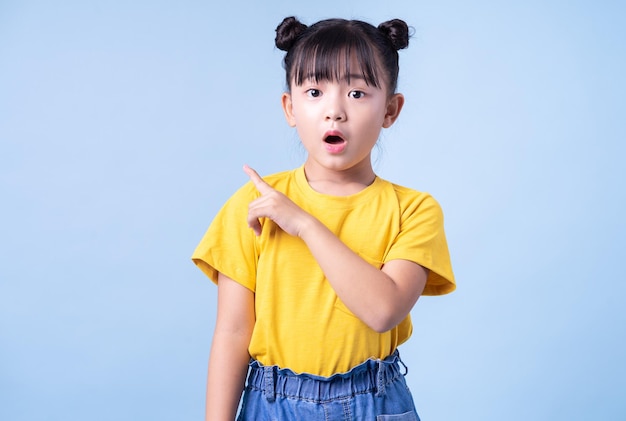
[1, 1, 625, 419]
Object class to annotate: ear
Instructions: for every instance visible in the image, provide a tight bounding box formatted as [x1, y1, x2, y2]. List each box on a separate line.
[281, 92, 296, 127]
[382, 93, 404, 128]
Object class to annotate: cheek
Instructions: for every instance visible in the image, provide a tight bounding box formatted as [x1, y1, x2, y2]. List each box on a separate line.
[361, 106, 387, 126]
[294, 105, 318, 123]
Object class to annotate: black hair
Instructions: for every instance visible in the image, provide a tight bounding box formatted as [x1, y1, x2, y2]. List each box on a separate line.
[275, 17, 410, 94]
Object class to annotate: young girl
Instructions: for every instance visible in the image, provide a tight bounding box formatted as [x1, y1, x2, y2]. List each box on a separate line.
[192, 16, 455, 421]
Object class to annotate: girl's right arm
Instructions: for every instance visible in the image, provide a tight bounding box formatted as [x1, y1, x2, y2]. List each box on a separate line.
[205, 272, 255, 421]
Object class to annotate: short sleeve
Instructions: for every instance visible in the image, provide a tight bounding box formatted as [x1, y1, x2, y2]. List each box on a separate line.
[191, 182, 259, 292]
[385, 193, 455, 296]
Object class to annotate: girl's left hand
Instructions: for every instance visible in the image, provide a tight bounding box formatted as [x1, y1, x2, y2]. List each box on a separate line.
[244, 165, 314, 237]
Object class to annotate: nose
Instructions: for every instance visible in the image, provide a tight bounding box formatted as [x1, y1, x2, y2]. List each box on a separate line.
[325, 101, 346, 121]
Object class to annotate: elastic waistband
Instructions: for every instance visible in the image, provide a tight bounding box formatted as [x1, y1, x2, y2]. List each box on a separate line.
[246, 350, 407, 403]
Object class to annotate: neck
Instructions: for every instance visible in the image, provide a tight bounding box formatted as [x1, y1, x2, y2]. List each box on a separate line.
[303, 160, 376, 196]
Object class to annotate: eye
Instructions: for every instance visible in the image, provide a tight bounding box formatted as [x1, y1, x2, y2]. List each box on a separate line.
[306, 89, 322, 98]
[348, 90, 365, 99]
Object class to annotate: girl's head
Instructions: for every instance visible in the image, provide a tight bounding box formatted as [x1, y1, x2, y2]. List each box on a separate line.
[275, 17, 410, 96]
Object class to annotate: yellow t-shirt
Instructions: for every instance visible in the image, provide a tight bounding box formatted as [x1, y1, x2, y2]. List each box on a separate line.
[192, 166, 455, 376]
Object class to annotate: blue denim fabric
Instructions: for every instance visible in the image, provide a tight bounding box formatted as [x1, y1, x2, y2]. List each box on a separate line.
[237, 351, 420, 421]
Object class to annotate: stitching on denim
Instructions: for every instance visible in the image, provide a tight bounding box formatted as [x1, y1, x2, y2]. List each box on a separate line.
[342, 398, 352, 420]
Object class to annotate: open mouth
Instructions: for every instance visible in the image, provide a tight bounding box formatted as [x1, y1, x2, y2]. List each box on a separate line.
[324, 135, 344, 144]
[323, 133, 347, 153]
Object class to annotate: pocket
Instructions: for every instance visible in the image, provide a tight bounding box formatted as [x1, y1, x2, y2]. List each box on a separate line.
[377, 411, 419, 421]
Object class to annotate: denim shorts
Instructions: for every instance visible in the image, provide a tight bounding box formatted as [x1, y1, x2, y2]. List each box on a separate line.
[237, 350, 420, 421]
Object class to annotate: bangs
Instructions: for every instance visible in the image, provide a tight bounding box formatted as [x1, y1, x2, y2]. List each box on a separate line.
[290, 30, 382, 88]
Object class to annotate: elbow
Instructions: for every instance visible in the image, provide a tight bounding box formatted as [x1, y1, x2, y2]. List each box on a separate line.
[365, 310, 405, 334]
[370, 323, 395, 334]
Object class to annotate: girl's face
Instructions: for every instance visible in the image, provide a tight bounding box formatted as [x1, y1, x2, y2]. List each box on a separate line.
[281, 58, 404, 186]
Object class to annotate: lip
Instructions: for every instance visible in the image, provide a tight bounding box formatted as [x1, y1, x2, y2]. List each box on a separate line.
[323, 130, 347, 154]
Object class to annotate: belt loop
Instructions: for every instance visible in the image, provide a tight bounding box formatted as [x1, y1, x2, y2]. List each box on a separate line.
[398, 357, 409, 376]
[263, 366, 276, 402]
[376, 360, 386, 397]
[395, 350, 408, 376]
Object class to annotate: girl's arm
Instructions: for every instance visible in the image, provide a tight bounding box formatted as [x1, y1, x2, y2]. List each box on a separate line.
[299, 220, 427, 332]
[205, 272, 255, 421]
[244, 165, 427, 333]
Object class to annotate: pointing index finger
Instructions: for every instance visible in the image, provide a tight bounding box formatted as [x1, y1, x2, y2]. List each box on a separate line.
[243, 164, 273, 194]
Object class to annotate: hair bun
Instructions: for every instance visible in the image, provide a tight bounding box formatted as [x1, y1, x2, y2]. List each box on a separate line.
[377, 19, 410, 50]
[275, 16, 308, 51]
